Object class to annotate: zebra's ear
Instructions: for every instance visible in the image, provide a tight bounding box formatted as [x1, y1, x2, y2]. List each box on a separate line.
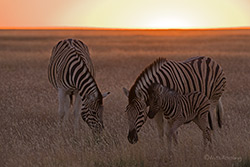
[123, 88, 129, 97]
[102, 92, 110, 98]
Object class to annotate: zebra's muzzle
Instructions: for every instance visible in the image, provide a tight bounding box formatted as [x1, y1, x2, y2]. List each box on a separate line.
[92, 123, 104, 134]
[128, 129, 138, 144]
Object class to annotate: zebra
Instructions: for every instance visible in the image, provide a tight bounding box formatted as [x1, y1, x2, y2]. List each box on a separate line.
[148, 83, 212, 153]
[123, 56, 226, 144]
[48, 39, 110, 134]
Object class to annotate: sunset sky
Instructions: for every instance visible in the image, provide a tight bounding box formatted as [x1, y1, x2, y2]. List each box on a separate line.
[1, 0, 250, 29]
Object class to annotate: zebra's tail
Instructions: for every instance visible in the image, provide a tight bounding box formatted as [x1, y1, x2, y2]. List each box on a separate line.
[216, 97, 223, 128]
[208, 112, 213, 130]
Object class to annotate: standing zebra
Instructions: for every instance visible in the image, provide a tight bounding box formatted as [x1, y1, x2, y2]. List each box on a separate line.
[123, 56, 226, 144]
[48, 39, 110, 134]
[148, 83, 212, 153]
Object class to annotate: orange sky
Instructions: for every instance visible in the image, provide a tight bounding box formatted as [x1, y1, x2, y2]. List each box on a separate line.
[1, 0, 250, 29]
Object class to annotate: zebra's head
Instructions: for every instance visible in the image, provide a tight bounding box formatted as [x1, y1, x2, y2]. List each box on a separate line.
[123, 87, 148, 144]
[147, 83, 165, 119]
[81, 91, 110, 134]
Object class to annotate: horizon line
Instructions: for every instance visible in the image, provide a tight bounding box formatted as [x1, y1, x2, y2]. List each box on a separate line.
[0, 26, 250, 31]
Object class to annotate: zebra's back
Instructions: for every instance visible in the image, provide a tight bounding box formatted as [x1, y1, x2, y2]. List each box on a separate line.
[133, 56, 226, 104]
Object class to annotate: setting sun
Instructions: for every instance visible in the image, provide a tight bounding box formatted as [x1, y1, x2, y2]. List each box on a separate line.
[0, 0, 250, 29]
[144, 16, 193, 29]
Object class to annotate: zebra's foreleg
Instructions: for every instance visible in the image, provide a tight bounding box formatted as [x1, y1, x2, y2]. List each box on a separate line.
[58, 88, 71, 127]
[73, 93, 81, 135]
[173, 131, 178, 145]
[166, 120, 183, 157]
[165, 121, 178, 145]
[154, 111, 164, 141]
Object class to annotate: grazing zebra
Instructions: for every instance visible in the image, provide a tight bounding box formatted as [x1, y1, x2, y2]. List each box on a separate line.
[148, 83, 212, 152]
[123, 56, 226, 144]
[48, 39, 110, 134]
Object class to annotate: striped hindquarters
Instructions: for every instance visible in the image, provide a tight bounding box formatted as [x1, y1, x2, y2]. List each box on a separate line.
[48, 39, 94, 90]
[183, 57, 226, 102]
[184, 91, 210, 120]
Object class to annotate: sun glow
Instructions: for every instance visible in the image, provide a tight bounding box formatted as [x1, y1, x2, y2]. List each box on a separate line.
[77, 0, 250, 29]
[0, 0, 250, 29]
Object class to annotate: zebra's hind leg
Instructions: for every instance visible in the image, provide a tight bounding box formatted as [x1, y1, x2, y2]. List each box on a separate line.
[58, 88, 71, 128]
[193, 112, 212, 152]
[216, 97, 224, 128]
[73, 93, 81, 135]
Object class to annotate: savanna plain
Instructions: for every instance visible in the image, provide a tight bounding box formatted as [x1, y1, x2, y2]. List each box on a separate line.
[0, 29, 250, 167]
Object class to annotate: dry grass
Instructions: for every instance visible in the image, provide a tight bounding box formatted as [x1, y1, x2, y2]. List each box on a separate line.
[0, 29, 250, 167]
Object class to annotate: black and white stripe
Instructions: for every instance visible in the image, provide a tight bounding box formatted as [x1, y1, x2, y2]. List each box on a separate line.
[48, 39, 109, 133]
[123, 56, 226, 144]
[148, 83, 212, 151]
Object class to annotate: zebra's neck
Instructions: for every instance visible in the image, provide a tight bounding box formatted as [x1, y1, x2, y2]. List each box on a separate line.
[78, 76, 100, 101]
[72, 64, 100, 101]
[128, 58, 169, 105]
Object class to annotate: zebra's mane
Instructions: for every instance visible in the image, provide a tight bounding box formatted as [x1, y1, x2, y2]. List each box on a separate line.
[128, 57, 167, 103]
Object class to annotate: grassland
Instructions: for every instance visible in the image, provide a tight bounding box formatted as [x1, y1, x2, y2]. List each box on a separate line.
[0, 29, 250, 167]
